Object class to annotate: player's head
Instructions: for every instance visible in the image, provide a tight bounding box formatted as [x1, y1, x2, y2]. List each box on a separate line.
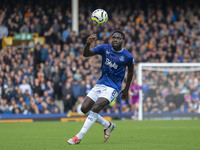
[111, 30, 125, 51]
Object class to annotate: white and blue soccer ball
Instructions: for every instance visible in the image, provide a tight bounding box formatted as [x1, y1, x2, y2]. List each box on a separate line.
[91, 9, 108, 25]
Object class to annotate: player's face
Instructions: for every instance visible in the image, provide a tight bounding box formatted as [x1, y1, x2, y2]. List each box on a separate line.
[111, 33, 124, 51]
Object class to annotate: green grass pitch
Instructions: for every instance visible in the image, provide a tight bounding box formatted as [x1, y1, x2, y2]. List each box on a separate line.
[0, 120, 200, 150]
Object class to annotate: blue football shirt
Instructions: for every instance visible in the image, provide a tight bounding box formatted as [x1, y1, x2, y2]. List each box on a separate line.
[93, 44, 134, 92]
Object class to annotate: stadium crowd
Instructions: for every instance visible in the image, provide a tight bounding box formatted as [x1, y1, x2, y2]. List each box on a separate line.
[142, 69, 200, 114]
[0, 0, 199, 115]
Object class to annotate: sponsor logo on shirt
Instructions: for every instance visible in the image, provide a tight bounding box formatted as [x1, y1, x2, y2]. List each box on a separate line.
[105, 58, 118, 69]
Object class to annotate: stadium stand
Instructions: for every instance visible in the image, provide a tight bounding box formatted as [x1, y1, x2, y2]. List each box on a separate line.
[0, 0, 199, 116]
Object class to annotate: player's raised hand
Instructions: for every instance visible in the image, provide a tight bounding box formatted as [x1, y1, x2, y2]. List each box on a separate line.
[119, 88, 129, 99]
[87, 34, 97, 44]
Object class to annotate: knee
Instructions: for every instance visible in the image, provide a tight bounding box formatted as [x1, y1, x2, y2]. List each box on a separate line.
[91, 104, 101, 113]
[81, 103, 88, 114]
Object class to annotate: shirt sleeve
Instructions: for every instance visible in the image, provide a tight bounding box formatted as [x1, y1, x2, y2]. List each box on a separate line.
[93, 44, 107, 55]
[127, 55, 135, 66]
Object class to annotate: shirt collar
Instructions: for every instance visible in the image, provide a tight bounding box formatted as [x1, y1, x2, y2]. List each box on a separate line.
[111, 46, 124, 53]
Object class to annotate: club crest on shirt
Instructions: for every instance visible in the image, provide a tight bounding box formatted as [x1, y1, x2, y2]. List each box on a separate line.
[119, 56, 124, 61]
[106, 50, 110, 55]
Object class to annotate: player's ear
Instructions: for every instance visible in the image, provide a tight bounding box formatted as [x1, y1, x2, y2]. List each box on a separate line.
[122, 39, 125, 46]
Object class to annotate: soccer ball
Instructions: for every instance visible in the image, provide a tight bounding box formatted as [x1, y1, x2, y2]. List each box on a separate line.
[91, 9, 108, 25]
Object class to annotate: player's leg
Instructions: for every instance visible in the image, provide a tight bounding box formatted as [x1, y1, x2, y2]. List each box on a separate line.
[81, 96, 110, 128]
[67, 85, 117, 144]
[131, 104, 135, 120]
[96, 86, 118, 142]
[91, 97, 109, 113]
[80, 84, 100, 114]
[131, 99, 139, 120]
[91, 98, 116, 142]
[81, 96, 95, 114]
[134, 102, 139, 119]
[74, 98, 109, 141]
[67, 108, 98, 145]
[68, 85, 110, 144]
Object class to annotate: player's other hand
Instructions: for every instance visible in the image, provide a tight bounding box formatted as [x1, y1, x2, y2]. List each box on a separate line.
[87, 34, 97, 44]
[119, 89, 128, 99]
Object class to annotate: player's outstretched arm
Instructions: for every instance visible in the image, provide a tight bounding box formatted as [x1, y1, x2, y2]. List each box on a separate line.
[83, 34, 97, 57]
[120, 64, 134, 99]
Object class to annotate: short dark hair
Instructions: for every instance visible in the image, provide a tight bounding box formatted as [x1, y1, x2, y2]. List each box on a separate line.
[112, 30, 125, 40]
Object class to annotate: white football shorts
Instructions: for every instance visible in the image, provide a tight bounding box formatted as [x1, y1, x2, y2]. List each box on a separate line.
[87, 84, 119, 103]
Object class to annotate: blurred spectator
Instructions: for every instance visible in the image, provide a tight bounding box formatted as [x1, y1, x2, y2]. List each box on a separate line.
[2, 84, 13, 102]
[51, 65, 62, 99]
[33, 17, 42, 35]
[76, 96, 84, 114]
[71, 79, 84, 105]
[20, 23, 29, 33]
[19, 79, 32, 95]
[45, 81, 54, 98]
[33, 79, 43, 96]
[121, 99, 130, 113]
[3, 104, 12, 114]
[0, 23, 8, 50]
[62, 81, 73, 112]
